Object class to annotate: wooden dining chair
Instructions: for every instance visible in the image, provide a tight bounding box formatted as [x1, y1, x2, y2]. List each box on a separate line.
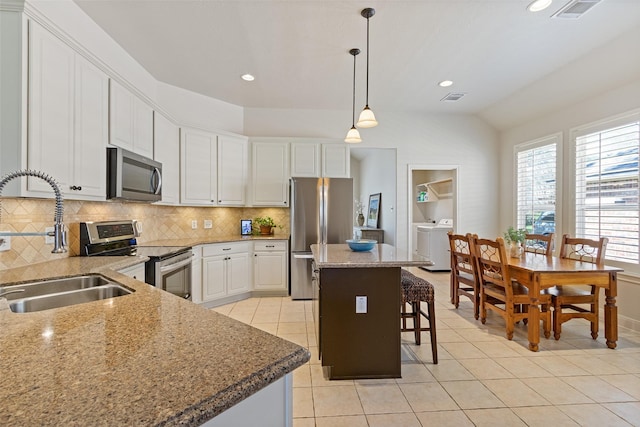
[472, 236, 551, 340]
[448, 232, 480, 319]
[546, 234, 608, 340]
[524, 232, 554, 256]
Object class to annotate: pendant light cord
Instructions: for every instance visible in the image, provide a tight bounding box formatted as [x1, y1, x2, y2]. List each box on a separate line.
[352, 52, 357, 126]
[365, 15, 370, 107]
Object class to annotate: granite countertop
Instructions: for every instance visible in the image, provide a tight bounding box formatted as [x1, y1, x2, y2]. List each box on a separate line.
[0, 256, 309, 426]
[140, 234, 288, 248]
[311, 243, 433, 268]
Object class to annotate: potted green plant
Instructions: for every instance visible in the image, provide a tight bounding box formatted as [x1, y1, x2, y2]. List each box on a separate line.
[254, 216, 277, 235]
[503, 226, 527, 257]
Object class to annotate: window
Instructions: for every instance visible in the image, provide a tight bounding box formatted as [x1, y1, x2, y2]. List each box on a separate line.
[515, 136, 558, 235]
[574, 115, 640, 263]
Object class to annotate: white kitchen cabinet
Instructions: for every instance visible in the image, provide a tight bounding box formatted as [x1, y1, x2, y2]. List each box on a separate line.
[153, 112, 180, 205]
[118, 263, 146, 281]
[201, 242, 251, 304]
[190, 246, 203, 303]
[253, 240, 288, 294]
[180, 128, 217, 205]
[322, 144, 350, 178]
[27, 22, 108, 200]
[217, 134, 247, 205]
[251, 141, 290, 206]
[290, 142, 350, 178]
[109, 80, 153, 158]
[291, 143, 321, 177]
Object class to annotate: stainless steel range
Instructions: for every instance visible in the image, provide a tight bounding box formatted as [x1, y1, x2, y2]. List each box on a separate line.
[79, 220, 193, 300]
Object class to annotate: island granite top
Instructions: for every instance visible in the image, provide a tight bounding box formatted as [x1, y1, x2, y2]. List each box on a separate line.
[311, 243, 433, 268]
[0, 255, 309, 426]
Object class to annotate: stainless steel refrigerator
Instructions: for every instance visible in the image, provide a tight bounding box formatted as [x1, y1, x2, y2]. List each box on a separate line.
[290, 177, 353, 299]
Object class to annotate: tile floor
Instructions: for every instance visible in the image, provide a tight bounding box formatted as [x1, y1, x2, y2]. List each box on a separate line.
[213, 267, 640, 426]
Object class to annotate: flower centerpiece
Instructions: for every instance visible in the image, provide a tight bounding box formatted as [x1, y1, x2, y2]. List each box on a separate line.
[254, 216, 277, 235]
[503, 226, 527, 257]
[354, 199, 365, 226]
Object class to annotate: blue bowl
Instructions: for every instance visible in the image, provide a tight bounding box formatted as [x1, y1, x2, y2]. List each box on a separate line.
[346, 239, 377, 252]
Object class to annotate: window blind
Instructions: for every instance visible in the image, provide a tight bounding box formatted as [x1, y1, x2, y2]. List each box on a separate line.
[516, 139, 557, 233]
[575, 120, 640, 263]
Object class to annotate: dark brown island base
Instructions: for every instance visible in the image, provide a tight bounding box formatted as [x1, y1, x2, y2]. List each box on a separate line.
[310, 243, 430, 380]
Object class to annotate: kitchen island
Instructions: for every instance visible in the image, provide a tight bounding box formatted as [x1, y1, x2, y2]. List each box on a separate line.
[310, 243, 429, 380]
[0, 256, 309, 426]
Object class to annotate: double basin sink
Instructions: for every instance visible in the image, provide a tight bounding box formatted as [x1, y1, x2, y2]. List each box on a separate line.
[0, 275, 133, 313]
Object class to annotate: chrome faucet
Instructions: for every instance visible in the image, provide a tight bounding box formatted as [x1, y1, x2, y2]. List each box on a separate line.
[0, 169, 67, 253]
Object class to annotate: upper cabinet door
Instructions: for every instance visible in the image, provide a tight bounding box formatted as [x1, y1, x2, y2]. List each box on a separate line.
[27, 22, 107, 200]
[291, 143, 321, 177]
[154, 112, 180, 205]
[217, 134, 247, 205]
[133, 97, 154, 158]
[109, 80, 153, 157]
[109, 80, 134, 151]
[73, 56, 109, 198]
[322, 144, 350, 178]
[251, 142, 290, 206]
[27, 22, 75, 194]
[180, 128, 217, 205]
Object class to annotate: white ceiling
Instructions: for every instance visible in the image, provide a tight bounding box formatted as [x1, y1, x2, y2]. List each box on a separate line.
[73, 0, 640, 130]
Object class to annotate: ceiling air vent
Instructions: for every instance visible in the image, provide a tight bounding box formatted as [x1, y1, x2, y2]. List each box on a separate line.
[552, 0, 601, 19]
[440, 93, 466, 102]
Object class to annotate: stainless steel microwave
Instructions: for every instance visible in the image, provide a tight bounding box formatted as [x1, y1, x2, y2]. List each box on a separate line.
[107, 147, 162, 202]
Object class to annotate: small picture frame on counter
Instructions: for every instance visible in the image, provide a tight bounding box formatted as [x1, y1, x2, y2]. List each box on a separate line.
[241, 219, 252, 235]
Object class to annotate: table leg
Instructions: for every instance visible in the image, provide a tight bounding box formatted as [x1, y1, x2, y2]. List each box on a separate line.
[605, 272, 618, 349]
[527, 301, 540, 352]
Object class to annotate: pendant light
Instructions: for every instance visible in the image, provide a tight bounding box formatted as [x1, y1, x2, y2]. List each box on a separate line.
[345, 48, 362, 144]
[357, 7, 378, 128]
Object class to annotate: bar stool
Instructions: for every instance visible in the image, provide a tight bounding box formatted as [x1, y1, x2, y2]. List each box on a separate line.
[400, 269, 438, 364]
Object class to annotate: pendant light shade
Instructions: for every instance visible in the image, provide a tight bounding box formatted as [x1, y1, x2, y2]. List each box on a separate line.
[345, 48, 362, 144]
[357, 7, 378, 128]
[345, 126, 361, 143]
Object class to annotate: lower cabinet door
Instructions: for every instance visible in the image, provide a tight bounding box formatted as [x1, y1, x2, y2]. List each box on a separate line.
[254, 251, 287, 291]
[227, 252, 250, 295]
[202, 256, 226, 301]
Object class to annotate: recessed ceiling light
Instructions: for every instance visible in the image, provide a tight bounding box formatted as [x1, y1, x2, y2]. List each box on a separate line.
[241, 74, 255, 82]
[438, 80, 453, 88]
[527, 0, 553, 12]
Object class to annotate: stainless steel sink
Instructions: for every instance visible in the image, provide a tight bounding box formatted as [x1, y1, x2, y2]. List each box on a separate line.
[0, 275, 134, 313]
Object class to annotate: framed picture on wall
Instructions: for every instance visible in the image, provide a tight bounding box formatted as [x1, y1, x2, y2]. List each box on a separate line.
[367, 193, 381, 228]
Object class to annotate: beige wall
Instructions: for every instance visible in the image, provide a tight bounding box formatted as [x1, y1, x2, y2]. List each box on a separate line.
[0, 198, 289, 270]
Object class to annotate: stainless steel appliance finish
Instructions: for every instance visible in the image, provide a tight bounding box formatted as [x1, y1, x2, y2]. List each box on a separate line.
[78, 220, 192, 300]
[290, 177, 353, 299]
[107, 147, 162, 202]
[141, 247, 193, 300]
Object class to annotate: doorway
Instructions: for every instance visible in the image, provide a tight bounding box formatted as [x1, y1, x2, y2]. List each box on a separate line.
[407, 165, 459, 255]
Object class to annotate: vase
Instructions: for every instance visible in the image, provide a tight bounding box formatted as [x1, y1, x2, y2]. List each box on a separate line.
[357, 213, 365, 226]
[509, 243, 523, 258]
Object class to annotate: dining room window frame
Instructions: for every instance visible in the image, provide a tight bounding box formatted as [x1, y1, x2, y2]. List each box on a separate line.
[572, 111, 640, 265]
[514, 134, 560, 238]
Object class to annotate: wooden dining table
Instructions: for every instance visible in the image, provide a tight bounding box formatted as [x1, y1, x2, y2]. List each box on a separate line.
[508, 252, 623, 352]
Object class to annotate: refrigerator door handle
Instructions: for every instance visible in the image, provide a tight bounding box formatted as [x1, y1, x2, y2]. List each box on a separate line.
[293, 254, 315, 259]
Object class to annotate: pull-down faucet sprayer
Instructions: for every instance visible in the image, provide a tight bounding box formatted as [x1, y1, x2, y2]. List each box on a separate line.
[0, 170, 67, 253]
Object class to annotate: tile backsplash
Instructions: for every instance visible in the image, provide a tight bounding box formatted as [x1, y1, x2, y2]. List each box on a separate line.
[0, 198, 289, 270]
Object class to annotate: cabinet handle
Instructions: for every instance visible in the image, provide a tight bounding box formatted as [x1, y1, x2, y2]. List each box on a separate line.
[223, 248, 231, 251]
[70, 185, 82, 191]
[266, 245, 275, 248]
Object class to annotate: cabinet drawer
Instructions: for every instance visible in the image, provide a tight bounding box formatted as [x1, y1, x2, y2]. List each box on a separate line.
[254, 241, 287, 251]
[202, 242, 250, 257]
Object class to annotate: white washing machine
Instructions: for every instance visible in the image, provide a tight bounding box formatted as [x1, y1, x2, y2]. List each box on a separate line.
[416, 219, 453, 271]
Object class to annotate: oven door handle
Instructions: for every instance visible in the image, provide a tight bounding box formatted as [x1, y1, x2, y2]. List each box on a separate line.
[159, 257, 193, 273]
